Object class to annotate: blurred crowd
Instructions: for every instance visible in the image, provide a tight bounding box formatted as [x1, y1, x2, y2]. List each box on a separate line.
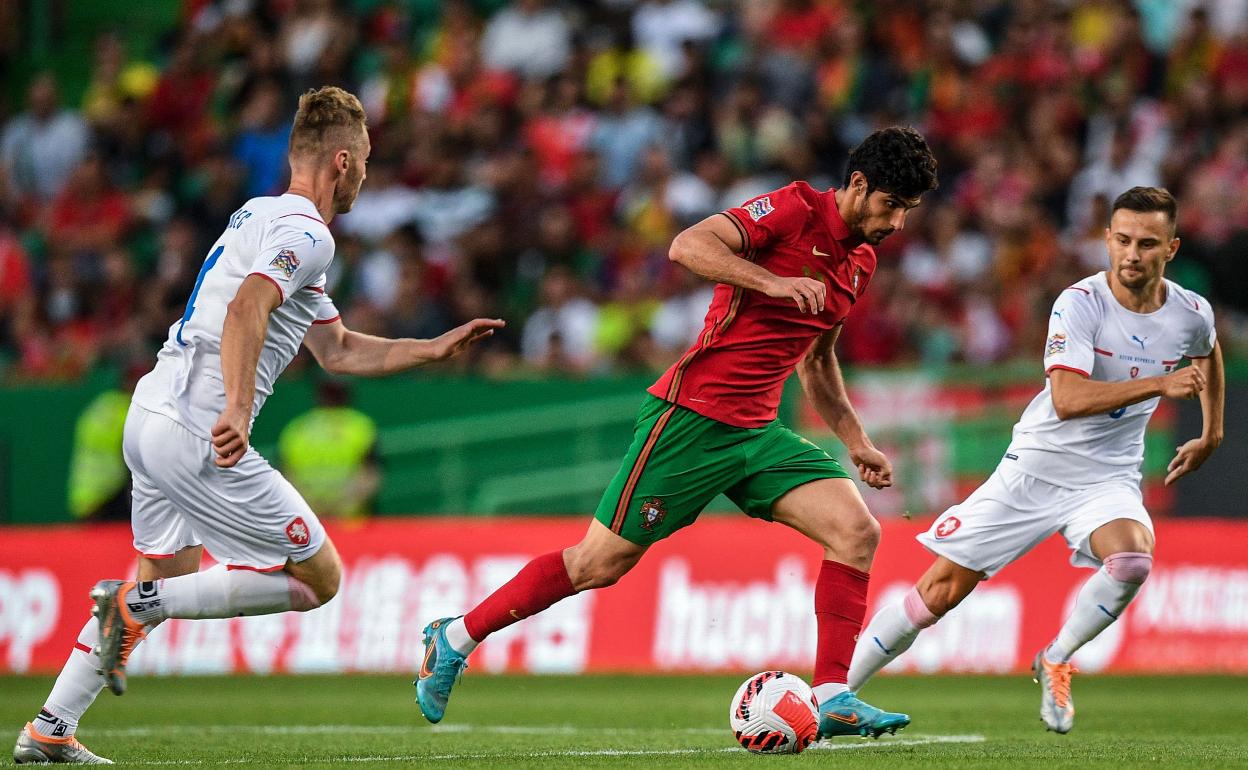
[1, 0, 1246, 383]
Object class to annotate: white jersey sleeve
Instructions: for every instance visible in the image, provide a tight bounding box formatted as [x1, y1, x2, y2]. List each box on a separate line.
[1043, 287, 1100, 377]
[312, 285, 341, 324]
[248, 214, 335, 300]
[1180, 287, 1217, 358]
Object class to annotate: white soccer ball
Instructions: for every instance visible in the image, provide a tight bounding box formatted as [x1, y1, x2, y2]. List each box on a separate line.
[729, 670, 820, 754]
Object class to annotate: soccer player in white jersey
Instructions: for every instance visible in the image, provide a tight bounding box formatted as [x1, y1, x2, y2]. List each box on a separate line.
[847, 187, 1224, 734]
[13, 86, 503, 765]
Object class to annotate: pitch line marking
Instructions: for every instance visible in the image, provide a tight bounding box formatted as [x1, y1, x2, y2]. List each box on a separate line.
[88, 731, 986, 764]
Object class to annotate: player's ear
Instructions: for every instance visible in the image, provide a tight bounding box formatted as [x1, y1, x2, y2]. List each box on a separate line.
[1167, 236, 1180, 261]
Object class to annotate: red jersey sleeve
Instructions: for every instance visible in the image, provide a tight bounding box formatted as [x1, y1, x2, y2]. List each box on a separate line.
[721, 183, 812, 255]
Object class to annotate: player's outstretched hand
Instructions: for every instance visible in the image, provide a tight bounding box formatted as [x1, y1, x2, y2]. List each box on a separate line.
[850, 445, 893, 489]
[1159, 366, 1205, 400]
[1165, 437, 1217, 486]
[429, 318, 506, 361]
[765, 276, 826, 314]
[211, 407, 251, 468]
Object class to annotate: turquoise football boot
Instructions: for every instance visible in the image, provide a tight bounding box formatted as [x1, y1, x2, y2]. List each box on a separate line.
[818, 691, 910, 739]
[414, 617, 469, 724]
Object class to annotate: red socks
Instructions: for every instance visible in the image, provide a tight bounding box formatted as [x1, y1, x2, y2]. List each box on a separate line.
[812, 560, 870, 687]
[463, 550, 577, 642]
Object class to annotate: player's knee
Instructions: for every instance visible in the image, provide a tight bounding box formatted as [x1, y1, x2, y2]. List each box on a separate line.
[293, 560, 341, 610]
[1104, 552, 1153, 585]
[565, 547, 632, 591]
[917, 574, 973, 617]
[812, 506, 879, 552]
[856, 513, 882, 551]
[571, 559, 629, 591]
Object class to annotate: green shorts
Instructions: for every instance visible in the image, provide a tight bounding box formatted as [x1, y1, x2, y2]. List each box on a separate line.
[594, 395, 850, 545]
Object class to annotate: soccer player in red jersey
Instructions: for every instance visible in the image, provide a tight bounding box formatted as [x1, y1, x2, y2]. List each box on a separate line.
[417, 127, 940, 740]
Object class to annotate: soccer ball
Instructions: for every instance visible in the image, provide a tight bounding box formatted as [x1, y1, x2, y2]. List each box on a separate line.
[729, 671, 820, 754]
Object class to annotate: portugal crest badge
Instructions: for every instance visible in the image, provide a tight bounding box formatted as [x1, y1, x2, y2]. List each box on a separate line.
[638, 497, 667, 532]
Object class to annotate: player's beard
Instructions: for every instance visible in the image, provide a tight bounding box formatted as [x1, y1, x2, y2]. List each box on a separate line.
[1116, 263, 1153, 290]
[333, 169, 363, 214]
[854, 197, 893, 245]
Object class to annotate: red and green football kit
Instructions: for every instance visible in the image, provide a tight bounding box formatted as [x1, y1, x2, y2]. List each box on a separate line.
[594, 182, 878, 545]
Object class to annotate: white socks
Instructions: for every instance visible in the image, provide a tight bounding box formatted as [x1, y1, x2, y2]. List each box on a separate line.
[848, 587, 940, 692]
[35, 618, 109, 738]
[1046, 552, 1152, 664]
[811, 682, 849, 702]
[124, 565, 321, 623]
[444, 617, 479, 655]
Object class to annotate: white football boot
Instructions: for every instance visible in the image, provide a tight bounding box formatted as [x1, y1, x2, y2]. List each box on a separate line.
[1033, 651, 1077, 734]
[13, 723, 113, 764]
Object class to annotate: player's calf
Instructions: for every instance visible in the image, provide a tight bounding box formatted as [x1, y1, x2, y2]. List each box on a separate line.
[848, 558, 980, 691]
[1044, 552, 1152, 665]
[848, 586, 941, 691]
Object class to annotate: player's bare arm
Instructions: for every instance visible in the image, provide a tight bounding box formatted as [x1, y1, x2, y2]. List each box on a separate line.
[214, 274, 282, 468]
[669, 214, 827, 314]
[303, 317, 505, 377]
[1048, 365, 1205, 421]
[796, 324, 892, 489]
[1166, 340, 1224, 485]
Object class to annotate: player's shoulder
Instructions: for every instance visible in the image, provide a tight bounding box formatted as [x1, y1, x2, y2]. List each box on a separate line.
[734, 181, 816, 226]
[774, 180, 823, 212]
[1055, 274, 1106, 317]
[260, 195, 333, 243]
[1163, 278, 1215, 324]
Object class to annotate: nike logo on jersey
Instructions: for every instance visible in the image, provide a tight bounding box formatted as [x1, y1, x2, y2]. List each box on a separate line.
[304, 231, 322, 247]
[812, 246, 830, 257]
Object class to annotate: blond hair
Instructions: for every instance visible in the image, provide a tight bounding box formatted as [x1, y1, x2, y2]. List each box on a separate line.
[288, 86, 367, 159]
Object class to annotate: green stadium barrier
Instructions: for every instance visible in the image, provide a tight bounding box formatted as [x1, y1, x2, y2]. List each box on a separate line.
[4, 362, 1243, 524]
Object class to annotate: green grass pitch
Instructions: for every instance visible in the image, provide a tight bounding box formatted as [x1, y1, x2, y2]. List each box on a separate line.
[4, 674, 1247, 767]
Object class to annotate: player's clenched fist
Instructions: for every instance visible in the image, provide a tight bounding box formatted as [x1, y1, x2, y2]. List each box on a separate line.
[1159, 366, 1205, 399]
[766, 275, 827, 314]
[211, 407, 251, 467]
[850, 444, 894, 489]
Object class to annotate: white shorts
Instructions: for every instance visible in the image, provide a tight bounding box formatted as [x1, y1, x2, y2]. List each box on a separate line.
[917, 460, 1152, 578]
[123, 404, 326, 570]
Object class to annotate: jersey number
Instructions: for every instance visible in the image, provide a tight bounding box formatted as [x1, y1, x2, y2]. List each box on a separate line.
[177, 244, 224, 346]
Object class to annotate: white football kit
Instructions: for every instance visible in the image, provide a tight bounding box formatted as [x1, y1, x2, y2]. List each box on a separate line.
[127, 194, 340, 569]
[919, 272, 1216, 576]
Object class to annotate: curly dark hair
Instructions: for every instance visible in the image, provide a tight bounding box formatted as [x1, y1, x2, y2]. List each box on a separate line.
[842, 126, 939, 199]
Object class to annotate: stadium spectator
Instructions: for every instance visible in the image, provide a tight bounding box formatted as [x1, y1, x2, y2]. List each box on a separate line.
[233, 79, 294, 198]
[0, 72, 89, 215]
[521, 265, 600, 374]
[43, 154, 131, 261]
[480, 0, 572, 79]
